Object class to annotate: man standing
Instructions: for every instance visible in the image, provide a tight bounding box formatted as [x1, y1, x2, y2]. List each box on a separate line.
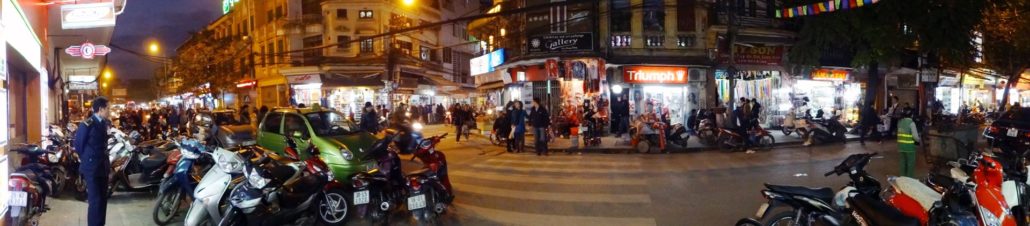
[74, 97, 112, 226]
[530, 98, 551, 156]
[897, 112, 921, 177]
[613, 95, 630, 138]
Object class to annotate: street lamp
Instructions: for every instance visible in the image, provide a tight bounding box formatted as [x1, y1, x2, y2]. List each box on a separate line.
[148, 42, 160, 54]
[103, 69, 112, 80]
[102, 82, 108, 88]
[402, 0, 415, 6]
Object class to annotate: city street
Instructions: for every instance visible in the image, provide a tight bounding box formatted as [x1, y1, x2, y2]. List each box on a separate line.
[40, 126, 924, 226]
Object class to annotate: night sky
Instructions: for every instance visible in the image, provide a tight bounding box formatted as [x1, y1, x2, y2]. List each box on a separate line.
[107, 0, 221, 81]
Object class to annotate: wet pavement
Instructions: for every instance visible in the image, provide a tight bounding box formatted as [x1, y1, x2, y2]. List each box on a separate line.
[38, 125, 927, 226]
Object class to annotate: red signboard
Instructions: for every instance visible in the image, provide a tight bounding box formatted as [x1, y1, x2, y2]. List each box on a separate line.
[812, 69, 849, 81]
[623, 66, 689, 84]
[719, 46, 784, 66]
[65, 42, 111, 59]
[236, 79, 257, 88]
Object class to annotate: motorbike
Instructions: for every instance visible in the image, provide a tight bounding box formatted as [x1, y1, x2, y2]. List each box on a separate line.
[7, 144, 61, 226]
[780, 109, 805, 137]
[582, 118, 603, 147]
[407, 133, 453, 225]
[49, 124, 87, 200]
[694, 118, 718, 145]
[740, 153, 919, 226]
[666, 123, 689, 148]
[109, 131, 179, 195]
[183, 145, 254, 226]
[281, 134, 351, 226]
[802, 116, 847, 146]
[715, 123, 775, 152]
[218, 145, 331, 226]
[153, 138, 213, 225]
[630, 120, 666, 154]
[352, 134, 408, 224]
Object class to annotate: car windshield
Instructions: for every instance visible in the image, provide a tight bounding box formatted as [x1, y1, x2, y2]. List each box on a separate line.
[306, 111, 359, 136]
[213, 112, 239, 125]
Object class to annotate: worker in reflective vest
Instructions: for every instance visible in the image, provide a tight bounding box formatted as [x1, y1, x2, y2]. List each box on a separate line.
[897, 112, 920, 177]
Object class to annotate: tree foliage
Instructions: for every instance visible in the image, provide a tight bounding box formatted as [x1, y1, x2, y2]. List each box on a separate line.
[170, 31, 251, 95]
[982, 0, 1030, 78]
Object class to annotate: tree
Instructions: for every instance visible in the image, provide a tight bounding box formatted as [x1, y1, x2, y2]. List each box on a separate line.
[982, 0, 1030, 109]
[170, 31, 251, 97]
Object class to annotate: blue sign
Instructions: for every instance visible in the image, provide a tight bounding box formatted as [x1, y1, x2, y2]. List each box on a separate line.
[471, 49, 505, 75]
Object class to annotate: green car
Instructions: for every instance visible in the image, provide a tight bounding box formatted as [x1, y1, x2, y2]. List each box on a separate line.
[256, 107, 379, 183]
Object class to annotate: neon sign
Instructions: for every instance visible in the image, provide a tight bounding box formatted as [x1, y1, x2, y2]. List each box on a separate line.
[65, 42, 112, 59]
[223, 0, 241, 14]
[623, 66, 689, 84]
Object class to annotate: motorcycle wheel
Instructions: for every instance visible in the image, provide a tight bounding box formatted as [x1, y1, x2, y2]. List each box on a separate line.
[317, 188, 351, 226]
[51, 167, 67, 198]
[757, 135, 775, 150]
[152, 189, 183, 225]
[698, 130, 716, 145]
[759, 209, 799, 226]
[781, 127, 792, 136]
[74, 175, 87, 201]
[636, 141, 650, 154]
[217, 208, 244, 226]
[8, 212, 29, 226]
[717, 136, 733, 152]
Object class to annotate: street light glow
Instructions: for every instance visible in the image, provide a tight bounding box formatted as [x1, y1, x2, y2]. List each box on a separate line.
[103, 70, 112, 79]
[102, 83, 108, 88]
[402, 0, 415, 6]
[149, 42, 160, 54]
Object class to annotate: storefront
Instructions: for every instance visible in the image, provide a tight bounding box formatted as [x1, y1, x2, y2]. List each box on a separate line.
[757, 69, 862, 126]
[935, 74, 1000, 114]
[714, 46, 791, 127]
[503, 58, 607, 113]
[233, 79, 258, 110]
[618, 65, 705, 126]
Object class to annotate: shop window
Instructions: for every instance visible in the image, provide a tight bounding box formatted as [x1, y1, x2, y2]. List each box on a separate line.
[359, 10, 373, 19]
[360, 36, 374, 53]
[677, 36, 696, 47]
[336, 9, 347, 19]
[611, 35, 632, 47]
[262, 113, 284, 134]
[645, 35, 664, 47]
[677, 0, 696, 32]
[337, 36, 351, 52]
[303, 36, 323, 59]
[396, 40, 413, 55]
[611, 0, 631, 32]
[643, 0, 665, 32]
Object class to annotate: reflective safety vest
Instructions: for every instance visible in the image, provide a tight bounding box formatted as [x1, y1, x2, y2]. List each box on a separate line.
[897, 118, 916, 145]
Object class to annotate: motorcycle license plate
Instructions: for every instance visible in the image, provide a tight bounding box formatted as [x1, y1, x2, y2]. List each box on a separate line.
[354, 190, 370, 205]
[1008, 128, 1019, 137]
[755, 203, 769, 218]
[407, 194, 427, 210]
[10, 191, 27, 207]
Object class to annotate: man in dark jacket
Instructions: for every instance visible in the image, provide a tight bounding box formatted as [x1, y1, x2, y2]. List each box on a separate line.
[613, 95, 630, 137]
[858, 104, 881, 145]
[530, 98, 551, 156]
[360, 102, 380, 133]
[452, 104, 466, 142]
[74, 97, 112, 226]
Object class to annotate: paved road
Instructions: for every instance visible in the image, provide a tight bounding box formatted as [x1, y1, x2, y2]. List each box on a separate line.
[39, 127, 926, 226]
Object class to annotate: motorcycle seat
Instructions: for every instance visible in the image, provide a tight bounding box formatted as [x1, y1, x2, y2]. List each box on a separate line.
[140, 153, 168, 170]
[764, 184, 834, 203]
[848, 193, 920, 226]
[407, 168, 435, 177]
[11, 144, 48, 155]
[890, 176, 942, 210]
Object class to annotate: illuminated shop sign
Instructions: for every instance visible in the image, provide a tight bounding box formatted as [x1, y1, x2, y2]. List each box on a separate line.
[623, 66, 689, 84]
[236, 79, 257, 88]
[223, 0, 241, 14]
[811, 69, 849, 81]
[470, 49, 505, 75]
[66, 42, 112, 59]
[61, 2, 117, 29]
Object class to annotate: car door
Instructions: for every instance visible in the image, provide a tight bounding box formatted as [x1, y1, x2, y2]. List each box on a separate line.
[283, 113, 313, 159]
[258, 112, 286, 153]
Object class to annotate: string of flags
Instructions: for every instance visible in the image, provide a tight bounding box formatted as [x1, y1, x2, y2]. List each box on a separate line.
[775, 0, 883, 18]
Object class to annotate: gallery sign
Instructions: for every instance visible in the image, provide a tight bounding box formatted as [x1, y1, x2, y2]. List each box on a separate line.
[61, 2, 117, 29]
[719, 46, 784, 66]
[66, 42, 112, 59]
[623, 66, 689, 84]
[528, 33, 593, 54]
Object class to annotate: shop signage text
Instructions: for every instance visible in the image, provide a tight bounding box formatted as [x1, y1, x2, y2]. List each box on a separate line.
[287, 74, 321, 84]
[223, 0, 241, 14]
[471, 49, 505, 75]
[66, 42, 112, 60]
[236, 80, 257, 88]
[623, 66, 689, 84]
[61, 2, 117, 29]
[812, 69, 849, 81]
[68, 82, 98, 90]
[528, 33, 593, 53]
[719, 46, 784, 66]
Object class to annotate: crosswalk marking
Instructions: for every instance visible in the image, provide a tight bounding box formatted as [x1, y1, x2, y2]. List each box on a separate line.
[484, 158, 641, 167]
[455, 201, 658, 226]
[453, 182, 652, 203]
[450, 170, 648, 185]
[470, 163, 645, 174]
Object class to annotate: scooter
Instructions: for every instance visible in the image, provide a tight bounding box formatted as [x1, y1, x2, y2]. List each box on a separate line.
[281, 135, 351, 226]
[218, 148, 329, 226]
[352, 134, 407, 224]
[740, 153, 919, 226]
[802, 116, 846, 146]
[109, 133, 179, 195]
[153, 138, 211, 225]
[582, 119, 602, 147]
[715, 124, 775, 152]
[780, 109, 803, 137]
[183, 146, 254, 226]
[407, 133, 453, 225]
[630, 119, 666, 154]
[666, 123, 689, 148]
[8, 144, 59, 226]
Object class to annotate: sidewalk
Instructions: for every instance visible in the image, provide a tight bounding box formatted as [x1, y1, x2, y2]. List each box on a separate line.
[538, 131, 862, 153]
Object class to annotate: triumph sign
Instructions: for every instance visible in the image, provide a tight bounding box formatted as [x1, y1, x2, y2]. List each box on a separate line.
[527, 33, 593, 54]
[623, 66, 689, 84]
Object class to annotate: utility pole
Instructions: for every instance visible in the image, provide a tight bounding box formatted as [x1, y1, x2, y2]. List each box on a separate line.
[727, 0, 739, 108]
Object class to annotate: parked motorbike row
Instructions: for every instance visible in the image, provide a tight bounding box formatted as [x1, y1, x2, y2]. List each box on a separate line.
[780, 109, 848, 146]
[738, 143, 1030, 226]
[7, 124, 83, 226]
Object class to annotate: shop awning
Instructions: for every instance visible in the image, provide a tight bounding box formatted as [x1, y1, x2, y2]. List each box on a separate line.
[477, 81, 504, 91]
[323, 72, 384, 87]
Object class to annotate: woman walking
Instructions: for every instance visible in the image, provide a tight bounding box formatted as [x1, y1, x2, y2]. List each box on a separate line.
[510, 101, 527, 153]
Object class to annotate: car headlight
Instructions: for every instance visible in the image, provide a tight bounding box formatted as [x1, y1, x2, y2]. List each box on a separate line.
[340, 147, 353, 161]
[412, 122, 424, 132]
[247, 168, 270, 189]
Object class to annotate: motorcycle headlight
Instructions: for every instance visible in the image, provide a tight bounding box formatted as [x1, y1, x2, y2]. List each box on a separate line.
[418, 140, 432, 150]
[181, 149, 201, 160]
[217, 150, 244, 173]
[246, 168, 270, 189]
[340, 147, 353, 161]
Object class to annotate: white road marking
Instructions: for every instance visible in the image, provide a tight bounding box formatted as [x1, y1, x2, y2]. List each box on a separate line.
[485, 158, 641, 167]
[449, 170, 648, 185]
[453, 182, 652, 203]
[455, 201, 658, 226]
[470, 163, 645, 174]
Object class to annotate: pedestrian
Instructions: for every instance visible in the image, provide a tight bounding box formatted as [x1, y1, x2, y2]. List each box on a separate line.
[360, 102, 380, 133]
[503, 101, 516, 152]
[897, 111, 921, 177]
[858, 105, 881, 146]
[73, 97, 112, 226]
[493, 109, 512, 151]
[257, 106, 268, 122]
[614, 94, 630, 138]
[751, 98, 762, 124]
[240, 105, 251, 124]
[452, 104, 466, 142]
[510, 101, 527, 153]
[530, 98, 551, 156]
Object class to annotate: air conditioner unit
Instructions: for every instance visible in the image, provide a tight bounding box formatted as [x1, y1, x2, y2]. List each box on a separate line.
[689, 68, 706, 82]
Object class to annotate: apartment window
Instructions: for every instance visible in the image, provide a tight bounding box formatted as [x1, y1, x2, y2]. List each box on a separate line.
[267, 10, 274, 22]
[611, 35, 632, 47]
[359, 10, 373, 19]
[420, 46, 431, 61]
[303, 36, 323, 59]
[265, 43, 274, 65]
[442, 47, 452, 63]
[643, 0, 665, 32]
[610, 0, 631, 32]
[277, 39, 285, 64]
[359, 36, 374, 53]
[336, 9, 347, 19]
[337, 36, 351, 52]
[645, 35, 664, 47]
[677, 36, 696, 47]
[677, 0, 696, 32]
[396, 41, 412, 55]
